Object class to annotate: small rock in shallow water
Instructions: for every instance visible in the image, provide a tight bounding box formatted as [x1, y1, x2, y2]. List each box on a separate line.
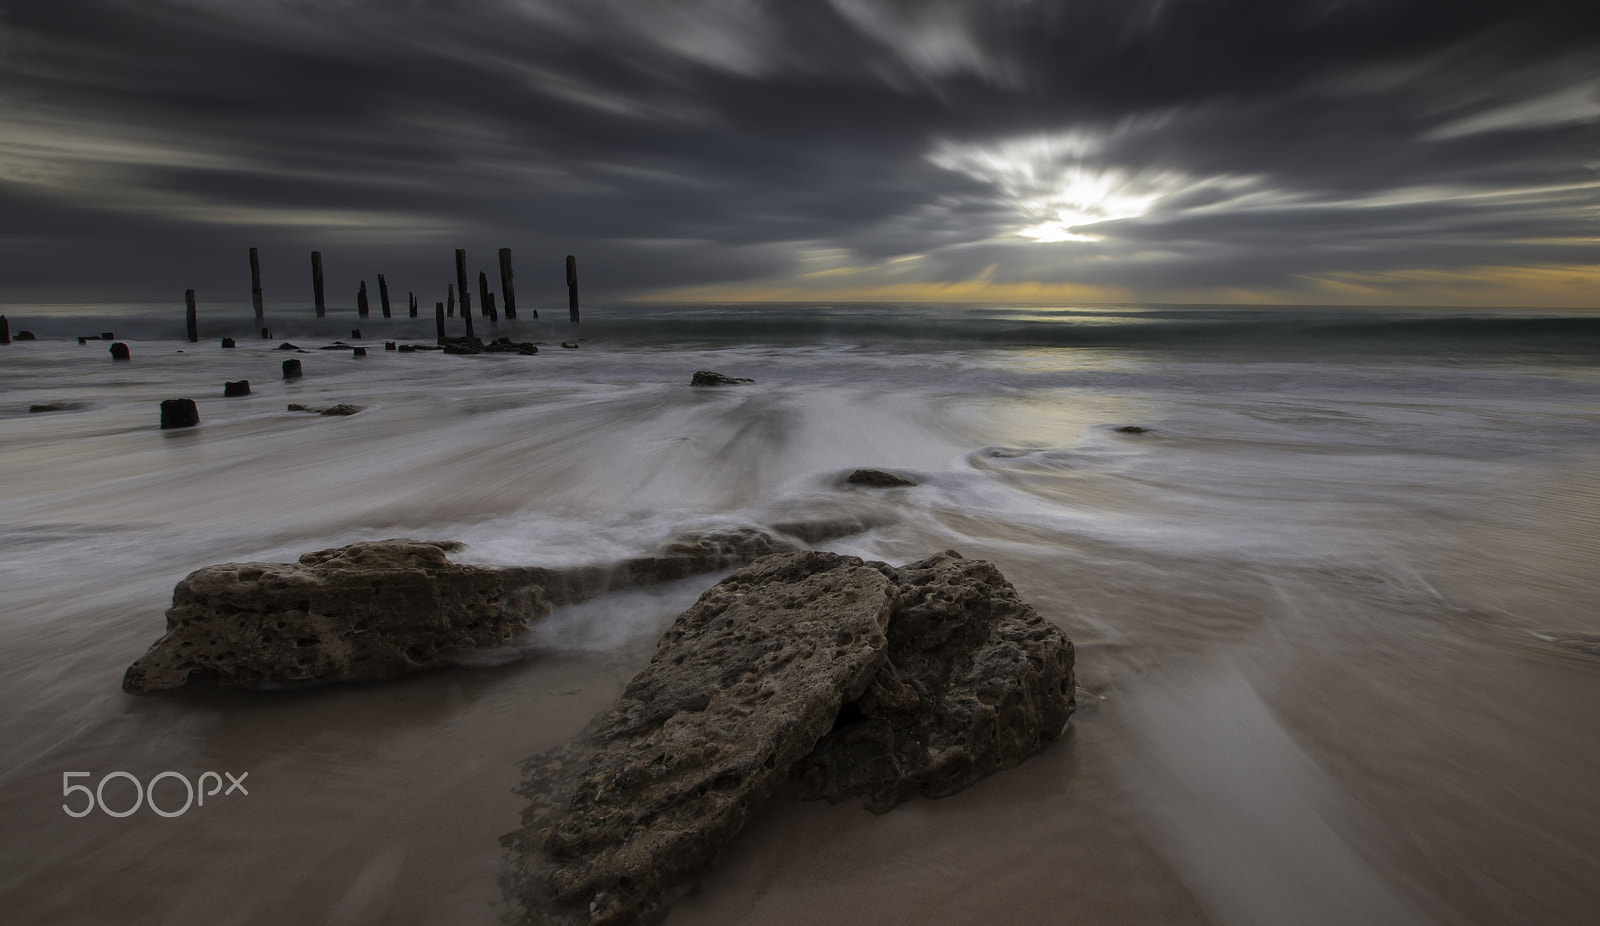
[845, 468, 917, 488]
[15, 330, 36, 340]
[109, 342, 130, 361]
[1115, 425, 1149, 434]
[28, 402, 82, 414]
[690, 370, 754, 386]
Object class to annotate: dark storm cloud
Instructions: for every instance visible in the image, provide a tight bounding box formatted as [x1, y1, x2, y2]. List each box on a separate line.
[0, 0, 1596, 305]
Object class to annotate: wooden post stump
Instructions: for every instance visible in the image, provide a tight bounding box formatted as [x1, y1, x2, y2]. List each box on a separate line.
[478, 270, 495, 321]
[378, 274, 392, 318]
[283, 358, 303, 379]
[249, 247, 265, 327]
[110, 342, 130, 360]
[185, 289, 199, 342]
[566, 255, 579, 323]
[409, 291, 418, 318]
[160, 399, 199, 429]
[357, 280, 370, 318]
[499, 248, 519, 319]
[311, 251, 326, 318]
[447, 283, 456, 318]
[455, 249, 473, 318]
[0, 314, 9, 345]
[435, 301, 446, 339]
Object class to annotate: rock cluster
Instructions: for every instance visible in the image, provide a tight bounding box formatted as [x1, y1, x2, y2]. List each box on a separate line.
[505, 550, 1074, 926]
[438, 335, 538, 355]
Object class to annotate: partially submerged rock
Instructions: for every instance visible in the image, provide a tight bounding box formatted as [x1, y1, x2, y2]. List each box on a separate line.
[505, 550, 1075, 925]
[287, 403, 363, 416]
[844, 468, 917, 488]
[123, 528, 814, 695]
[690, 371, 753, 386]
[504, 528, 798, 608]
[28, 402, 83, 414]
[122, 540, 545, 693]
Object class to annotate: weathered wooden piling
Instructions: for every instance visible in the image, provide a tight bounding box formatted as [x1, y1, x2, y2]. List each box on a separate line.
[221, 337, 236, 348]
[224, 380, 250, 397]
[249, 247, 265, 327]
[283, 358, 303, 379]
[408, 291, 418, 318]
[478, 271, 498, 322]
[447, 284, 456, 318]
[0, 314, 9, 345]
[357, 280, 370, 318]
[185, 289, 199, 342]
[311, 251, 326, 318]
[435, 301, 446, 338]
[110, 342, 130, 360]
[462, 296, 476, 338]
[455, 249, 473, 318]
[351, 329, 362, 339]
[566, 255, 580, 323]
[499, 248, 520, 319]
[261, 327, 272, 340]
[378, 274, 392, 318]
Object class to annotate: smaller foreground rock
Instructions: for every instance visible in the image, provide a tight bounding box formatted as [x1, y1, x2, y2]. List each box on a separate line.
[122, 540, 545, 693]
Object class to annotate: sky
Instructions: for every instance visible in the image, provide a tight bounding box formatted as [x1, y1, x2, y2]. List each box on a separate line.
[0, 0, 1597, 309]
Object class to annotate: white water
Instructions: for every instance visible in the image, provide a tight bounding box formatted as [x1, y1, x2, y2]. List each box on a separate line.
[2, 305, 1599, 924]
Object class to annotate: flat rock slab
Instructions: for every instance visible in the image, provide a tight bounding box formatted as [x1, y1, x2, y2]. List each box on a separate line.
[506, 551, 898, 926]
[505, 550, 1076, 925]
[122, 540, 546, 693]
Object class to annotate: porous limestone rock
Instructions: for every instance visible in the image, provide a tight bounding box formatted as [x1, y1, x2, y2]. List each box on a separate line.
[505, 551, 899, 926]
[505, 550, 1076, 925]
[790, 552, 1076, 811]
[122, 540, 546, 693]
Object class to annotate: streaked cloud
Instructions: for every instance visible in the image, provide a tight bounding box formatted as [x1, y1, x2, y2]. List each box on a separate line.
[0, 0, 1595, 306]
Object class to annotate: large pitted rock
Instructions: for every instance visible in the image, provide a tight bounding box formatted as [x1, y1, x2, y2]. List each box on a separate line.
[122, 540, 545, 693]
[506, 552, 899, 926]
[505, 550, 1075, 925]
[790, 552, 1076, 811]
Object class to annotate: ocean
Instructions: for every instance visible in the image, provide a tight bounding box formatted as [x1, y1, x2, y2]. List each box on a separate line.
[2, 302, 1598, 925]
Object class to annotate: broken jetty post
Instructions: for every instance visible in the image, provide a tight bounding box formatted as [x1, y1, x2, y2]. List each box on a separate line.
[311, 251, 326, 318]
